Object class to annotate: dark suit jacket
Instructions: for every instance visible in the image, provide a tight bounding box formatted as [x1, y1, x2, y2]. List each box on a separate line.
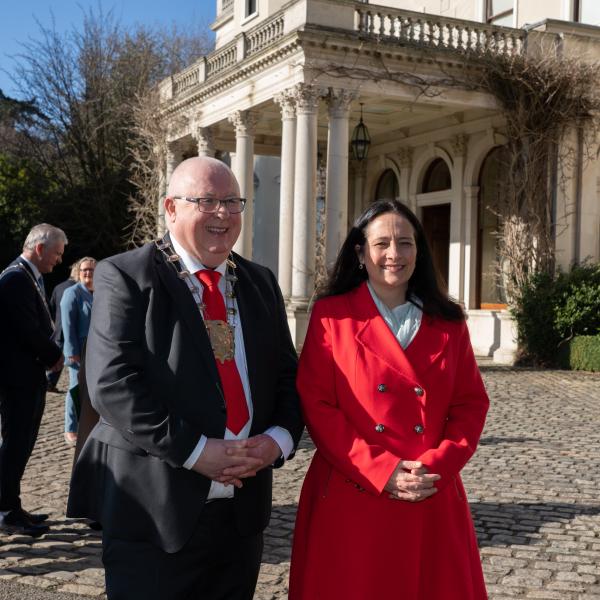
[68, 240, 303, 553]
[49, 278, 76, 346]
[0, 257, 62, 387]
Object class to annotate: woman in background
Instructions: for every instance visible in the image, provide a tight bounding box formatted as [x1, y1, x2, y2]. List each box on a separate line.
[289, 200, 489, 600]
[61, 257, 95, 446]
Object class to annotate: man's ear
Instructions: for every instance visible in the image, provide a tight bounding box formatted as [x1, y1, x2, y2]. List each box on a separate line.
[34, 242, 45, 258]
[164, 197, 176, 222]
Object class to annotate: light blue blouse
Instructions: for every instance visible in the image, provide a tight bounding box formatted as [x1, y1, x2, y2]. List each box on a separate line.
[367, 282, 423, 349]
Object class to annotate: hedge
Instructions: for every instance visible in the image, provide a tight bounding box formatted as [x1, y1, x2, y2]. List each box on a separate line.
[560, 335, 600, 372]
[511, 262, 600, 366]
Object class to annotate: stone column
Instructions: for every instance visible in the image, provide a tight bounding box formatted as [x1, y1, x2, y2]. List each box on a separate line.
[325, 90, 354, 269]
[274, 91, 297, 299]
[228, 110, 258, 258]
[161, 142, 182, 237]
[193, 125, 215, 158]
[463, 186, 480, 309]
[449, 134, 467, 303]
[352, 160, 367, 224]
[285, 84, 320, 346]
[398, 147, 413, 206]
[291, 84, 320, 302]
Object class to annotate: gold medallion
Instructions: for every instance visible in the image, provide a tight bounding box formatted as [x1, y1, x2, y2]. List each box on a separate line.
[205, 319, 235, 363]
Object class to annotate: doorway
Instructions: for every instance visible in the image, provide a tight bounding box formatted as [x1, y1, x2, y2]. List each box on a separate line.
[421, 204, 450, 289]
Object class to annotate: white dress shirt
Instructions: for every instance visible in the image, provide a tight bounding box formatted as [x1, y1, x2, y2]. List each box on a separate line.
[169, 235, 293, 499]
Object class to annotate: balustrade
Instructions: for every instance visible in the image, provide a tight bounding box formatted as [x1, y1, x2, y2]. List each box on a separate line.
[355, 5, 526, 56]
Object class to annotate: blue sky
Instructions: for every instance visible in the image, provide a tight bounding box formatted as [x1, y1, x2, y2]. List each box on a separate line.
[0, 0, 216, 98]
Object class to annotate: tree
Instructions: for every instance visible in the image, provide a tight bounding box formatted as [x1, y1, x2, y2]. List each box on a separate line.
[7, 8, 212, 262]
[0, 153, 56, 266]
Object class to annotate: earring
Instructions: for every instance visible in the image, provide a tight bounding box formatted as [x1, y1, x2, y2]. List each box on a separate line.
[358, 263, 364, 270]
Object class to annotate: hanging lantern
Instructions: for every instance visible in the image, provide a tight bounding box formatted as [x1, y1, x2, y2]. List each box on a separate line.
[351, 103, 371, 161]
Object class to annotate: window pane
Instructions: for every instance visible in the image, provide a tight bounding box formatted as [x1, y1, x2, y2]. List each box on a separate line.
[491, 12, 514, 26]
[375, 169, 399, 200]
[422, 159, 451, 193]
[488, 0, 513, 15]
[580, 0, 600, 25]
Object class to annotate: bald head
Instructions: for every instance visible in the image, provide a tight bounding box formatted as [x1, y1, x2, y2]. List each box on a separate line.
[167, 157, 239, 199]
[163, 156, 243, 267]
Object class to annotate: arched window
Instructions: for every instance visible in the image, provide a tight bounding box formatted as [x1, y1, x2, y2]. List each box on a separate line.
[477, 146, 509, 308]
[422, 158, 451, 193]
[375, 169, 399, 200]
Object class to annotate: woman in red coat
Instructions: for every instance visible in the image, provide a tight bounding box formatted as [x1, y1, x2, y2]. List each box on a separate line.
[289, 199, 489, 600]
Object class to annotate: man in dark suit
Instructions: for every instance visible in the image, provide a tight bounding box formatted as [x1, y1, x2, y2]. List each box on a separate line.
[0, 223, 67, 536]
[68, 157, 303, 599]
[46, 262, 78, 392]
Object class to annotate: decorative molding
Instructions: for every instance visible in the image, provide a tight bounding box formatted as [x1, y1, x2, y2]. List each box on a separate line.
[192, 125, 215, 156]
[326, 88, 356, 118]
[274, 90, 296, 120]
[398, 147, 414, 169]
[291, 83, 323, 115]
[451, 134, 468, 157]
[228, 110, 259, 136]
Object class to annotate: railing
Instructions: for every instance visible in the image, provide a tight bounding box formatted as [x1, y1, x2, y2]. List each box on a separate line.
[355, 5, 527, 56]
[245, 14, 285, 56]
[206, 41, 237, 78]
[172, 63, 201, 96]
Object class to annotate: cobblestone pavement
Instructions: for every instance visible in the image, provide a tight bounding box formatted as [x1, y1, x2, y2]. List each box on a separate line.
[0, 367, 599, 599]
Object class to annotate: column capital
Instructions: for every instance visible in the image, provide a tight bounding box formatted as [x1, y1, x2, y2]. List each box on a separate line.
[463, 185, 480, 198]
[291, 84, 323, 115]
[398, 146, 413, 169]
[191, 125, 215, 157]
[326, 88, 356, 118]
[228, 110, 258, 136]
[274, 90, 296, 120]
[451, 134, 468, 158]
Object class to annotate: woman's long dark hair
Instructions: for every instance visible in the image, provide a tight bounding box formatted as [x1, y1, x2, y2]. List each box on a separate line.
[318, 199, 464, 321]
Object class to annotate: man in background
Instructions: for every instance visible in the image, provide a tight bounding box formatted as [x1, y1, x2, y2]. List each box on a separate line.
[0, 223, 67, 536]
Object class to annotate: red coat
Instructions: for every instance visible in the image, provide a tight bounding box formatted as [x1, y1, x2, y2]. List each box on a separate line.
[289, 283, 489, 600]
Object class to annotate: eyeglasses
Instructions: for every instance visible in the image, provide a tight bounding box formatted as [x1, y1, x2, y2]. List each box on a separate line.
[80, 268, 94, 273]
[172, 197, 247, 214]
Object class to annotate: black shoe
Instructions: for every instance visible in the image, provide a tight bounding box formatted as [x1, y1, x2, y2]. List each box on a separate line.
[88, 520, 102, 531]
[0, 510, 49, 537]
[18, 508, 49, 524]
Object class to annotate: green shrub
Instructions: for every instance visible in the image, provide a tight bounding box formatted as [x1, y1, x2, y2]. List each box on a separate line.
[560, 335, 600, 371]
[511, 262, 600, 366]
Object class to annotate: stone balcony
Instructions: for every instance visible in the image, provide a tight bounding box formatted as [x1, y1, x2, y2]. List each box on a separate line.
[159, 0, 531, 104]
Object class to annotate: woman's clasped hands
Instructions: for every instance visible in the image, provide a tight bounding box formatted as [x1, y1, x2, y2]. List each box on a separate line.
[384, 460, 440, 502]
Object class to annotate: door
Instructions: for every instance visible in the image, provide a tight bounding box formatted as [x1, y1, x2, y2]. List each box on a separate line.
[421, 204, 450, 290]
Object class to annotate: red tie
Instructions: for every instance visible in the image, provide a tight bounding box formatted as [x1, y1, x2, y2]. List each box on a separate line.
[196, 269, 249, 435]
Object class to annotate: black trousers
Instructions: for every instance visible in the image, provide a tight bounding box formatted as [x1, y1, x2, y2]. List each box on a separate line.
[0, 383, 46, 511]
[102, 499, 264, 600]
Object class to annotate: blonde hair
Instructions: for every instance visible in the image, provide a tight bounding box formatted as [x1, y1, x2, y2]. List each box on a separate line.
[76, 256, 97, 276]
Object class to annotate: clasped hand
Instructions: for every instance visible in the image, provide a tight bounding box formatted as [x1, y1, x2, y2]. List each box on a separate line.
[384, 460, 440, 503]
[192, 434, 281, 489]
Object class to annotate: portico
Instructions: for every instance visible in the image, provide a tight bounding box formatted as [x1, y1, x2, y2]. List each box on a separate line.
[159, 0, 600, 363]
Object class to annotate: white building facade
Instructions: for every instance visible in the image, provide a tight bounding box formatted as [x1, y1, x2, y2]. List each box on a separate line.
[159, 0, 600, 363]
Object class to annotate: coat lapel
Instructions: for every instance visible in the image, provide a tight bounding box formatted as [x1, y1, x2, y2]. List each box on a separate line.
[153, 244, 220, 382]
[350, 282, 448, 385]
